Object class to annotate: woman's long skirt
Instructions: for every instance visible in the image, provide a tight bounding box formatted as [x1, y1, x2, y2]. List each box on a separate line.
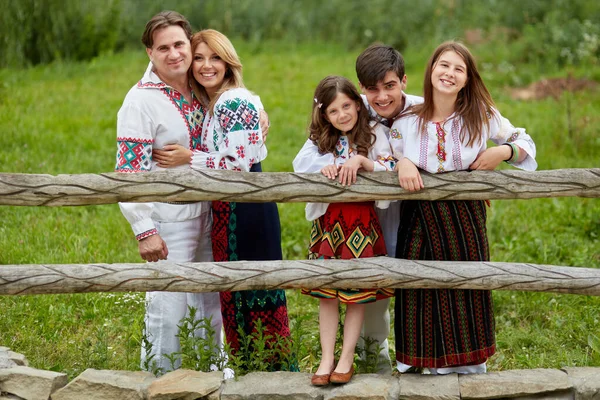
[211, 163, 292, 370]
[394, 200, 496, 368]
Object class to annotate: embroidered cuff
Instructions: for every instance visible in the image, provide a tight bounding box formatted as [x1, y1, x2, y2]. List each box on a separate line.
[136, 229, 158, 241]
[131, 218, 157, 241]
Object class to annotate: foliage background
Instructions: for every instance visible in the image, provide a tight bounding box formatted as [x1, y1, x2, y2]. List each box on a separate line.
[0, 0, 599, 377]
[1, 0, 600, 73]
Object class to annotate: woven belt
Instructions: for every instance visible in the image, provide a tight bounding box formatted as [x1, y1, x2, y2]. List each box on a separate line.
[163, 201, 197, 205]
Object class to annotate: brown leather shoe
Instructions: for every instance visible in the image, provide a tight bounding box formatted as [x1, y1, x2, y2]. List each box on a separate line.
[311, 371, 331, 386]
[330, 366, 354, 384]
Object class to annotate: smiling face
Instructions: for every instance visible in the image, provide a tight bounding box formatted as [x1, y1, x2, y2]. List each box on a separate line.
[324, 92, 360, 134]
[360, 70, 407, 120]
[192, 42, 228, 99]
[431, 50, 467, 98]
[145, 25, 191, 84]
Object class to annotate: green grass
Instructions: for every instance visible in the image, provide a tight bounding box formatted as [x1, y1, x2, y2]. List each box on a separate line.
[0, 40, 599, 377]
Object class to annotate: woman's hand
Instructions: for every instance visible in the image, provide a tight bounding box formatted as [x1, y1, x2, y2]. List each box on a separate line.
[321, 164, 339, 180]
[397, 157, 423, 191]
[259, 110, 270, 142]
[153, 144, 193, 168]
[338, 155, 365, 186]
[469, 145, 511, 170]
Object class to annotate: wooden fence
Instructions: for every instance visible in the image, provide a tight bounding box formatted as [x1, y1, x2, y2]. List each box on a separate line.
[1, 168, 599, 296]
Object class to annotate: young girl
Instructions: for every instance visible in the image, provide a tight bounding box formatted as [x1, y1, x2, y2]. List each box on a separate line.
[389, 41, 537, 375]
[293, 75, 395, 385]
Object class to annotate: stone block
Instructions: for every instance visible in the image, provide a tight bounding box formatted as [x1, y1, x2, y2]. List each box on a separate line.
[459, 369, 572, 399]
[222, 372, 323, 400]
[324, 373, 400, 400]
[0, 359, 17, 370]
[147, 369, 222, 400]
[51, 369, 155, 400]
[563, 367, 600, 400]
[0, 366, 68, 400]
[398, 373, 460, 400]
[5, 353, 27, 368]
[510, 390, 574, 399]
[0, 351, 16, 370]
[0, 394, 25, 400]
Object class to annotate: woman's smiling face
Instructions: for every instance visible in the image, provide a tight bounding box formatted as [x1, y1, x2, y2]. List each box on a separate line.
[192, 42, 227, 99]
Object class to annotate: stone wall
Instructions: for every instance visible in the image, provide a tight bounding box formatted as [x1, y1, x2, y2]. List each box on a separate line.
[1, 347, 598, 400]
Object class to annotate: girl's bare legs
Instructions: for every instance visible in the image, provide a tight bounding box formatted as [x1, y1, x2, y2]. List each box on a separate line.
[315, 298, 339, 375]
[334, 302, 365, 373]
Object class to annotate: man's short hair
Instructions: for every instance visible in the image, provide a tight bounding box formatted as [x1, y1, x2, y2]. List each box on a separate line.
[141, 11, 192, 48]
[356, 43, 406, 87]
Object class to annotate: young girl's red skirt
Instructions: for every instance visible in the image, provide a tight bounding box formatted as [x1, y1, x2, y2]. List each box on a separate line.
[301, 202, 393, 304]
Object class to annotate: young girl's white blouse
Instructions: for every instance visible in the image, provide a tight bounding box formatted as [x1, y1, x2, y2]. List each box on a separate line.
[389, 109, 537, 173]
[292, 122, 395, 221]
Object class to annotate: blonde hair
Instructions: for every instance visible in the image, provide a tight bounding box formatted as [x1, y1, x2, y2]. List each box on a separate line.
[189, 29, 244, 113]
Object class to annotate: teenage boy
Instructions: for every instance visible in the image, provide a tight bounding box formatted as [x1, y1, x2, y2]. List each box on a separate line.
[355, 43, 423, 373]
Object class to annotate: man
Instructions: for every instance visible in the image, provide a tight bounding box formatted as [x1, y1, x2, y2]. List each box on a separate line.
[355, 43, 423, 374]
[115, 11, 222, 373]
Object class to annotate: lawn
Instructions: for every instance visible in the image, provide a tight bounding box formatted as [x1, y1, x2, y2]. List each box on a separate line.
[0, 40, 599, 377]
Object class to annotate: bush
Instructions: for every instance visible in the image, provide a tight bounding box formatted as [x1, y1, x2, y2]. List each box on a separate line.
[0, 0, 121, 67]
[2, 0, 599, 69]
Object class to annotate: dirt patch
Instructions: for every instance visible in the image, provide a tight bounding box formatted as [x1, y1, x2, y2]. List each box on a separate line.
[509, 77, 598, 101]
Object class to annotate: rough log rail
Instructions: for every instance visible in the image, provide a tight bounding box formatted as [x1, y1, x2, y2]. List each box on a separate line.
[2, 257, 600, 296]
[0, 168, 598, 206]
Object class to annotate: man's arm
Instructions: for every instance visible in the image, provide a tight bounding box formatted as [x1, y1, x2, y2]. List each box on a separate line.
[116, 101, 168, 262]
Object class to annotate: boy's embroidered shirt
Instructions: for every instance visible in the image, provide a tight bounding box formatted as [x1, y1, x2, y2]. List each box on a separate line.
[190, 87, 266, 172]
[362, 92, 423, 128]
[389, 109, 537, 174]
[292, 122, 394, 221]
[115, 62, 207, 240]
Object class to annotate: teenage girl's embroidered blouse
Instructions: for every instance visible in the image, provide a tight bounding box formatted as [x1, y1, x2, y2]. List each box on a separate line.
[389, 109, 537, 173]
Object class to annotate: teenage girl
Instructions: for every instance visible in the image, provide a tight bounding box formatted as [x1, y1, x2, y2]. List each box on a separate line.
[389, 41, 537, 374]
[293, 75, 395, 385]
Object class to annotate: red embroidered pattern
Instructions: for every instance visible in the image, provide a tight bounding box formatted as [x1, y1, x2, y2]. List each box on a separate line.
[206, 157, 216, 169]
[136, 228, 158, 241]
[115, 139, 153, 172]
[248, 132, 260, 145]
[137, 81, 166, 89]
[435, 122, 447, 173]
[236, 145, 246, 159]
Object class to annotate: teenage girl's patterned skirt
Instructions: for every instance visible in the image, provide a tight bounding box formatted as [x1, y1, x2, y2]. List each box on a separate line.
[302, 202, 393, 304]
[211, 163, 293, 371]
[394, 200, 496, 369]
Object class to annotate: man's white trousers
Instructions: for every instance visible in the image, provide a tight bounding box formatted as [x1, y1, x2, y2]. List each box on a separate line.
[141, 209, 222, 372]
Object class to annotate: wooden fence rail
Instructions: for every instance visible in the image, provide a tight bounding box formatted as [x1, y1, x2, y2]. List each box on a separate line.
[0, 168, 599, 206]
[2, 257, 600, 296]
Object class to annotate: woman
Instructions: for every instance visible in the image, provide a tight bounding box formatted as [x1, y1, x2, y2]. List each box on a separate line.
[153, 29, 292, 371]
